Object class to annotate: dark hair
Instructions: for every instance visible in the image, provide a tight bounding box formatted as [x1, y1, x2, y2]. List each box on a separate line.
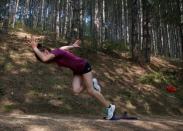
[37, 43, 51, 52]
[35, 43, 51, 62]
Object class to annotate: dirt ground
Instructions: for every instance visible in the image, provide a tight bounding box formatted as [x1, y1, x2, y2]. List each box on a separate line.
[0, 113, 183, 131]
[1, 31, 183, 131]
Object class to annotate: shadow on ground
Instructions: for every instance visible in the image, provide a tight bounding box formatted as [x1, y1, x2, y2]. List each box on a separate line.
[0, 113, 183, 131]
[0, 31, 183, 118]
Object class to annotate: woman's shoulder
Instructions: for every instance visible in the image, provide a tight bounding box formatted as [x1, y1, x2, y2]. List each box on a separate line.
[50, 48, 67, 56]
[51, 48, 62, 52]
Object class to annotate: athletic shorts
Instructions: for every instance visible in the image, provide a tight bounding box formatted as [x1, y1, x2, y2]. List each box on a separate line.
[74, 62, 92, 75]
[81, 62, 92, 74]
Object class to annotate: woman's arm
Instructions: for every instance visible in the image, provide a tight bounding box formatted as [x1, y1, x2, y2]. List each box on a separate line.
[59, 40, 81, 50]
[33, 47, 55, 62]
[59, 45, 77, 50]
[29, 36, 55, 62]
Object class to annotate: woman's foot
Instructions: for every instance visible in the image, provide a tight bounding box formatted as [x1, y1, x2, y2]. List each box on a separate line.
[104, 104, 116, 120]
[92, 78, 101, 92]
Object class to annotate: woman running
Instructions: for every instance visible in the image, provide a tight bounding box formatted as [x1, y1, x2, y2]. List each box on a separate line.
[27, 37, 115, 119]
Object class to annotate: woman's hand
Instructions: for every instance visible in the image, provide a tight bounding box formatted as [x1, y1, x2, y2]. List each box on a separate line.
[73, 39, 81, 48]
[26, 36, 38, 48]
[30, 36, 38, 48]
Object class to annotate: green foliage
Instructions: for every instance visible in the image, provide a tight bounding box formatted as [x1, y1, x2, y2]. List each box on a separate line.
[151, 0, 180, 25]
[3, 104, 16, 112]
[139, 71, 180, 87]
[139, 71, 183, 103]
[0, 87, 4, 97]
[81, 37, 129, 52]
[24, 27, 44, 35]
[11, 21, 44, 35]
[139, 72, 167, 85]
[102, 41, 129, 51]
[0, 0, 8, 16]
[0, 22, 3, 28]
[0, 82, 5, 97]
[15, 21, 23, 29]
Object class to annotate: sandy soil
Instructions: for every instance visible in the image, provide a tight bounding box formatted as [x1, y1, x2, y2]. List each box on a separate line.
[0, 113, 183, 131]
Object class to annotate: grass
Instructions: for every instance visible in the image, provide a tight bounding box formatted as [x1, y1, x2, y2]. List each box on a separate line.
[3, 104, 17, 112]
[139, 72, 168, 85]
[0, 87, 4, 98]
[139, 70, 183, 101]
[139, 71, 180, 86]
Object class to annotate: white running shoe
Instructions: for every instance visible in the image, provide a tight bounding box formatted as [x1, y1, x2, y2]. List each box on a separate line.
[105, 104, 115, 120]
[92, 78, 101, 92]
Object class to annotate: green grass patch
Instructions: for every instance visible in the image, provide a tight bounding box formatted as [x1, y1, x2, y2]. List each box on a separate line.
[0, 87, 4, 97]
[102, 41, 129, 52]
[139, 72, 168, 85]
[3, 104, 17, 112]
[139, 71, 183, 102]
[0, 81, 5, 97]
[139, 71, 180, 86]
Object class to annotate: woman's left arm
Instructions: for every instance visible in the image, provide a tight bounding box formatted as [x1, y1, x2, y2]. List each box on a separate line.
[33, 47, 55, 62]
[29, 36, 55, 62]
[59, 40, 81, 50]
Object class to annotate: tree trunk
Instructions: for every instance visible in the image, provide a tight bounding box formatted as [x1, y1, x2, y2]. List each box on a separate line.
[176, 0, 183, 60]
[55, 0, 60, 39]
[41, 0, 45, 31]
[130, 0, 139, 62]
[101, 0, 106, 42]
[12, 0, 19, 28]
[94, 0, 100, 47]
[63, 0, 69, 39]
[23, 0, 30, 26]
[142, 0, 151, 63]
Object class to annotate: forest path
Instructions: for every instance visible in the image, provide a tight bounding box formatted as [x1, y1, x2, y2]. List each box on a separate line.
[0, 113, 183, 131]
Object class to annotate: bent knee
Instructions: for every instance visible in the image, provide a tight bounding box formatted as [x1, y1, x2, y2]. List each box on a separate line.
[73, 93, 79, 96]
[72, 88, 81, 95]
[87, 88, 95, 96]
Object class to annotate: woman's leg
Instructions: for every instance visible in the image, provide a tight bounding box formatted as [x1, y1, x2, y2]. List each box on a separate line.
[72, 75, 85, 95]
[82, 71, 115, 119]
[82, 71, 110, 107]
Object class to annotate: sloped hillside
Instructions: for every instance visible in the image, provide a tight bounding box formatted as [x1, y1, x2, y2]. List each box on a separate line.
[0, 30, 183, 117]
